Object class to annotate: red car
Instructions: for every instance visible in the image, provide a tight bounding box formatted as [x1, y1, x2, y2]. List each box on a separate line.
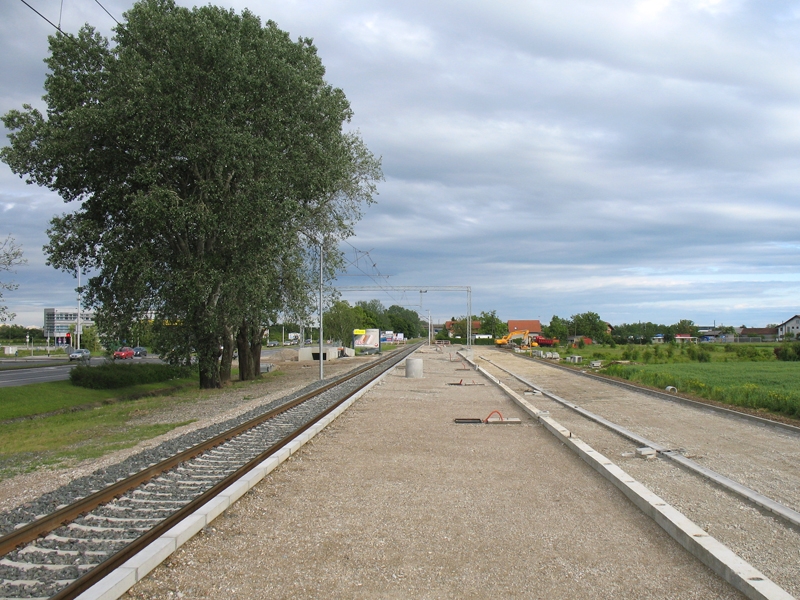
[113, 346, 135, 359]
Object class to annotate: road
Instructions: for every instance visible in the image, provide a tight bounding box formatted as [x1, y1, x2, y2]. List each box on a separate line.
[0, 350, 284, 388]
[0, 364, 75, 387]
[0, 356, 164, 388]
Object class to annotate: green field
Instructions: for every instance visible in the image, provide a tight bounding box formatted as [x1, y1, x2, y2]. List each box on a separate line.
[603, 361, 800, 418]
[0, 366, 285, 481]
[0, 378, 197, 421]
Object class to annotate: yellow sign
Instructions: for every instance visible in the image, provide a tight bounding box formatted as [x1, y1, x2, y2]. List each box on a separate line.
[353, 329, 366, 335]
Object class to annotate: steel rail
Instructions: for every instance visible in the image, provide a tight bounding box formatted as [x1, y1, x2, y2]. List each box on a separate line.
[50, 343, 419, 599]
[482, 355, 800, 530]
[0, 346, 416, 561]
[508, 350, 800, 436]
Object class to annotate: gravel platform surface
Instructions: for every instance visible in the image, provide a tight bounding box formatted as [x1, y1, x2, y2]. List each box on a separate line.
[479, 350, 800, 597]
[126, 346, 742, 599]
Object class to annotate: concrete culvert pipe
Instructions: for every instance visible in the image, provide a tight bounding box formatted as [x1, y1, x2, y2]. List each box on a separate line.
[406, 358, 423, 378]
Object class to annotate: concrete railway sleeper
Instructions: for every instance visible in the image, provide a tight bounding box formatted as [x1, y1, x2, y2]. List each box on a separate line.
[466, 350, 799, 600]
[0, 344, 420, 599]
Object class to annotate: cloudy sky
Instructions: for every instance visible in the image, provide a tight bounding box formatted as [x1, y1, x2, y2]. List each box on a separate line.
[2, 0, 800, 329]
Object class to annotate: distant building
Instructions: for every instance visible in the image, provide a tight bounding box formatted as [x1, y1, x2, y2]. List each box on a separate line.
[737, 327, 778, 342]
[44, 308, 96, 344]
[777, 315, 800, 340]
[507, 320, 542, 335]
[674, 333, 698, 344]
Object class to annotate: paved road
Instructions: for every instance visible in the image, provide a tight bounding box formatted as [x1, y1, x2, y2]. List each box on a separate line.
[0, 364, 75, 387]
[0, 356, 164, 388]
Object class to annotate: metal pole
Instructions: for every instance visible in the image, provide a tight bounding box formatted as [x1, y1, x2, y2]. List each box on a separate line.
[76, 264, 81, 351]
[467, 287, 472, 348]
[319, 240, 323, 381]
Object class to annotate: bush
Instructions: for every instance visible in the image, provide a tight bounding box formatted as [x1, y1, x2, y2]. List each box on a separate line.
[775, 342, 800, 362]
[70, 362, 194, 389]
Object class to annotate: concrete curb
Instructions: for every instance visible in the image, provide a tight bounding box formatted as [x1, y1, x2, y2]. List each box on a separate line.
[76, 357, 409, 600]
[463, 353, 794, 600]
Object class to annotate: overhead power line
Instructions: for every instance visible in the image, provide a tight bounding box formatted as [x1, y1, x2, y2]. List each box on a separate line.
[93, 0, 121, 25]
[18, 0, 68, 35]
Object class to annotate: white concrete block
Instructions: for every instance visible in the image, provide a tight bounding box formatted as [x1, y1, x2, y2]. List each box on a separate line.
[200, 495, 230, 523]
[222, 479, 251, 503]
[121, 537, 175, 580]
[75, 567, 137, 600]
[165, 513, 206, 548]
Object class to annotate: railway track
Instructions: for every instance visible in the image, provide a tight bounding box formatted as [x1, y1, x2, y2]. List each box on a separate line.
[0, 344, 420, 600]
[474, 350, 800, 599]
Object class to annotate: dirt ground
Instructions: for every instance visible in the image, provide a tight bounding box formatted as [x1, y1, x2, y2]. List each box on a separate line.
[126, 346, 741, 599]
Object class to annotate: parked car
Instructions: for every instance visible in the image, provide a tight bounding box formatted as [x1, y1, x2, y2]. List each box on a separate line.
[133, 346, 148, 357]
[266, 341, 279, 347]
[69, 349, 91, 361]
[113, 346, 135, 359]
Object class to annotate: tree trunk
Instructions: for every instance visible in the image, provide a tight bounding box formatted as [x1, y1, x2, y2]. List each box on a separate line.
[197, 335, 222, 389]
[250, 330, 263, 377]
[220, 324, 234, 385]
[237, 320, 256, 381]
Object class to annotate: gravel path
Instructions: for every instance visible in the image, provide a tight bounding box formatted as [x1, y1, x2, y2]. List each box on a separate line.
[126, 346, 742, 599]
[478, 350, 800, 597]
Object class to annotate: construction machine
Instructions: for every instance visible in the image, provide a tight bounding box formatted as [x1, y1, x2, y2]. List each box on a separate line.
[495, 330, 532, 348]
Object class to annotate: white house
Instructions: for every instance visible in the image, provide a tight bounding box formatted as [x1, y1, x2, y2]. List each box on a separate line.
[777, 315, 800, 340]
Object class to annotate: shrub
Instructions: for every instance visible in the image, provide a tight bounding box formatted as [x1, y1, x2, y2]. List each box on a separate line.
[775, 342, 800, 361]
[70, 362, 194, 389]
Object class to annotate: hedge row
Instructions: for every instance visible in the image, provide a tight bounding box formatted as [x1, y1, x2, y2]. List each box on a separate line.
[70, 362, 194, 389]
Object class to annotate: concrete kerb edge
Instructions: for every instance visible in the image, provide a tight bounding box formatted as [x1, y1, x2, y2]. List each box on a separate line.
[460, 352, 794, 600]
[76, 353, 411, 600]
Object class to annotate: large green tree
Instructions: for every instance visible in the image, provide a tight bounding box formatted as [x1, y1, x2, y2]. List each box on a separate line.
[478, 310, 507, 339]
[0, 236, 24, 323]
[543, 315, 569, 343]
[2, 1, 380, 387]
[570, 311, 608, 341]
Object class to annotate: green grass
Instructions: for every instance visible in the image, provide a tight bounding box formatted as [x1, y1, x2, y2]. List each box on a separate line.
[0, 378, 197, 421]
[0, 367, 285, 481]
[0, 392, 196, 480]
[603, 361, 800, 418]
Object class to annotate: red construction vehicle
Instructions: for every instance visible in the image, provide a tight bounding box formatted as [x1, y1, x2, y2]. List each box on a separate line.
[531, 336, 559, 347]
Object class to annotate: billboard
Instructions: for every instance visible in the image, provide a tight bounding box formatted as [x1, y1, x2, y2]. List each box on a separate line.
[354, 328, 380, 349]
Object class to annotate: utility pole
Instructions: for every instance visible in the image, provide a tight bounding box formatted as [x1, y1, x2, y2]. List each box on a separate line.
[76, 263, 81, 351]
[319, 238, 324, 381]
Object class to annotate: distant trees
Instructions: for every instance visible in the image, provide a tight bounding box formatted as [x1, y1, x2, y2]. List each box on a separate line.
[0, 325, 42, 342]
[542, 315, 568, 342]
[323, 299, 424, 344]
[613, 320, 700, 343]
[479, 310, 507, 339]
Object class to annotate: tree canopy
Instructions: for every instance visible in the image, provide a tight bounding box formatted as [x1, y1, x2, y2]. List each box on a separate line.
[1, 0, 381, 386]
[0, 236, 24, 323]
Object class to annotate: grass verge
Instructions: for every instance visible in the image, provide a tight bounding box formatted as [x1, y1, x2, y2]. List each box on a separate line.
[0, 378, 197, 422]
[603, 361, 800, 418]
[0, 368, 284, 482]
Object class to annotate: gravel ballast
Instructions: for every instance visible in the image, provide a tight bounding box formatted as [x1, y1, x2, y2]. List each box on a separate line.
[127, 347, 743, 599]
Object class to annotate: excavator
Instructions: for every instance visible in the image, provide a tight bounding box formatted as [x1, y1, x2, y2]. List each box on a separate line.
[495, 331, 559, 348]
[494, 330, 532, 348]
